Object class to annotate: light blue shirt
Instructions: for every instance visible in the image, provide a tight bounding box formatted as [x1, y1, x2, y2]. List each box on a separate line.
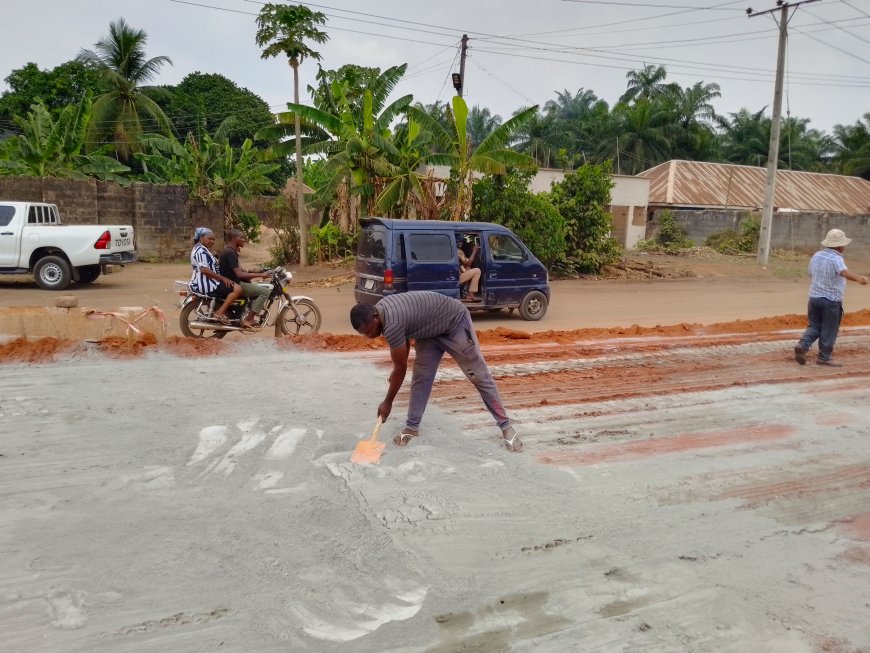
[808, 248, 847, 302]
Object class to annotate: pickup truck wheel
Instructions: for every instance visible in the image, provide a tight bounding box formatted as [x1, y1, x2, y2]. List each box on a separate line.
[180, 298, 228, 339]
[519, 290, 548, 321]
[76, 265, 101, 284]
[34, 256, 72, 291]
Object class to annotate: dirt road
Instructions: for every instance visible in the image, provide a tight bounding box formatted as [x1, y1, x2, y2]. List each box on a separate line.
[3, 256, 870, 338]
[2, 254, 869, 651]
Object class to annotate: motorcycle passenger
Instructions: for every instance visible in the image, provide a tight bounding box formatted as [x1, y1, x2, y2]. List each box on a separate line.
[219, 229, 271, 328]
[189, 227, 243, 326]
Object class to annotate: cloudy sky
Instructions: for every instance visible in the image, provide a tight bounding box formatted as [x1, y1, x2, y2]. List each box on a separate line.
[3, 0, 869, 135]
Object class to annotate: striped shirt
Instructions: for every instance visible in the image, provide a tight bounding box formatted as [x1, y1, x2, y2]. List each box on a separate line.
[376, 292, 468, 350]
[808, 248, 847, 302]
[189, 243, 219, 294]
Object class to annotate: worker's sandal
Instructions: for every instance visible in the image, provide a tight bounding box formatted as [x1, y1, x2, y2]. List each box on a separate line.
[393, 429, 419, 447]
[502, 426, 523, 452]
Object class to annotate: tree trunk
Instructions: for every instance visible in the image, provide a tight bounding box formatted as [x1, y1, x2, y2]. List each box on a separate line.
[224, 198, 234, 238]
[292, 60, 308, 267]
[337, 178, 350, 232]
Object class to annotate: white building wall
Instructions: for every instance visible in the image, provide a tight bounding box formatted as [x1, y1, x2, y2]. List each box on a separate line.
[422, 166, 650, 249]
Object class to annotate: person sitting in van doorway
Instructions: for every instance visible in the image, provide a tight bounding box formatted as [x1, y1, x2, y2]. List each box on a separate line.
[457, 235, 481, 302]
[350, 291, 523, 452]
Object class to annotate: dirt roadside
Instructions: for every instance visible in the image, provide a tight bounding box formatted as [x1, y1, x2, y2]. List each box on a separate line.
[3, 250, 870, 341]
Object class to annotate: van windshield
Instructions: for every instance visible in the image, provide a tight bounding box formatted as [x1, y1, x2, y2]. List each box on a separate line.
[358, 226, 388, 260]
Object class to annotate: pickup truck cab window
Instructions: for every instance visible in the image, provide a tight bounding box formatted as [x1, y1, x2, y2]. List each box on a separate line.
[27, 205, 58, 225]
[0, 205, 14, 227]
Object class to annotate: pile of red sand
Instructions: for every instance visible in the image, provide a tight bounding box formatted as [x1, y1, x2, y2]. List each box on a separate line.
[3, 308, 870, 363]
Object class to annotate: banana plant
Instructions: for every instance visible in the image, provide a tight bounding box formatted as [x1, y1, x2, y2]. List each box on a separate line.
[406, 95, 539, 220]
[0, 94, 129, 182]
[263, 79, 412, 217]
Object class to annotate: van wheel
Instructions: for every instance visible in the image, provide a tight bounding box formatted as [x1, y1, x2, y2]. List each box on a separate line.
[34, 255, 72, 290]
[519, 291, 548, 321]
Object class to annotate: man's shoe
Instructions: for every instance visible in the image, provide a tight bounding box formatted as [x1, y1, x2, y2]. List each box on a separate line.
[816, 359, 843, 367]
[793, 345, 806, 365]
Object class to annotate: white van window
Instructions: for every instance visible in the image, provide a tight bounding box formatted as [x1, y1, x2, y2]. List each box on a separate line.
[488, 234, 525, 261]
[409, 234, 453, 261]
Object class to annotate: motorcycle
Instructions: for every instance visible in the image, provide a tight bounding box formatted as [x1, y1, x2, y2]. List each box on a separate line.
[175, 266, 321, 339]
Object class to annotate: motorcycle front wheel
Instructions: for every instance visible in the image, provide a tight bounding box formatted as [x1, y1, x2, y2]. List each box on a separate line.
[180, 297, 228, 339]
[277, 298, 322, 336]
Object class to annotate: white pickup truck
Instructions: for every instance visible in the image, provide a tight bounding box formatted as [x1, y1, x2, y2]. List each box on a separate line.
[0, 201, 137, 290]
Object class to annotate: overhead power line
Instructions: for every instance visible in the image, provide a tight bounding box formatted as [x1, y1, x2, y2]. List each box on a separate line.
[167, 0, 870, 90]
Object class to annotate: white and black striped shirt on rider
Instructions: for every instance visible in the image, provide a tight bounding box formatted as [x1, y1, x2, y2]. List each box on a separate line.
[189, 242, 220, 295]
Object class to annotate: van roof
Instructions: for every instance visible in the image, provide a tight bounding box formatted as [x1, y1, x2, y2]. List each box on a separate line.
[360, 217, 513, 232]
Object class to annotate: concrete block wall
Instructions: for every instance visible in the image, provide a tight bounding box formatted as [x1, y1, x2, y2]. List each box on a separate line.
[649, 208, 870, 259]
[0, 177, 278, 262]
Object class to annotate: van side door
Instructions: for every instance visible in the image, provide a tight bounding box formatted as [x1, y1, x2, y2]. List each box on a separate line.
[403, 231, 459, 297]
[483, 232, 535, 306]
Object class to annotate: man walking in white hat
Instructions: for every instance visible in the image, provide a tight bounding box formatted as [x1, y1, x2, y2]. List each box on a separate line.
[794, 229, 868, 367]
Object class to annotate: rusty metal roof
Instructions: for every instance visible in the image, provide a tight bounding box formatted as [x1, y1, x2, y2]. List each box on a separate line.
[638, 160, 870, 214]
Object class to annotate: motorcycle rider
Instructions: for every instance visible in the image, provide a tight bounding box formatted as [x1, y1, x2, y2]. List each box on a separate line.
[189, 227, 242, 325]
[219, 229, 271, 328]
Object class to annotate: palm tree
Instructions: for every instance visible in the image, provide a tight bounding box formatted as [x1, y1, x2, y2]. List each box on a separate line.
[660, 81, 721, 161]
[832, 113, 870, 179]
[407, 95, 539, 220]
[512, 108, 557, 168]
[614, 99, 672, 174]
[466, 105, 502, 149]
[716, 107, 770, 167]
[256, 3, 328, 267]
[77, 18, 173, 163]
[0, 95, 129, 181]
[620, 64, 669, 104]
[542, 88, 613, 167]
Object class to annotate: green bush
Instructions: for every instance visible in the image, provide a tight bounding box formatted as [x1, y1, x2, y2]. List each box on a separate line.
[638, 209, 694, 254]
[471, 169, 568, 266]
[267, 195, 300, 266]
[235, 208, 262, 244]
[309, 221, 357, 263]
[548, 162, 622, 273]
[705, 215, 760, 254]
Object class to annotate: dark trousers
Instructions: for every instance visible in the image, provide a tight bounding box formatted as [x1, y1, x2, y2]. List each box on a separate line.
[798, 296, 843, 361]
[406, 311, 510, 431]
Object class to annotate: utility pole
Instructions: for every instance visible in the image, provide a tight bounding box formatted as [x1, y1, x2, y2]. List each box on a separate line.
[451, 34, 469, 98]
[748, 0, 819, 266]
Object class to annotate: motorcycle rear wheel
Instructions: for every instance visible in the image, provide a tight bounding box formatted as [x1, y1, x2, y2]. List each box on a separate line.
[180, 297, 228, 339]
[277, 298, 322, 336]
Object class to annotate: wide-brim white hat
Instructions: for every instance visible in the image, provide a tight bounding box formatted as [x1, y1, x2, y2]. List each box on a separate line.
[821, 229, 851, 248]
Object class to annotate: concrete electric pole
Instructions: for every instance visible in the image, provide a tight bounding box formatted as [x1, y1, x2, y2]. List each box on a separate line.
[452, 34, 469, 98]
[748, 0, 820, 266]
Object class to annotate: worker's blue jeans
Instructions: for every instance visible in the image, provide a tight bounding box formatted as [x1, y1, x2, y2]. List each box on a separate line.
[798, 296, 843, 362]
[405, 311, 510, 432]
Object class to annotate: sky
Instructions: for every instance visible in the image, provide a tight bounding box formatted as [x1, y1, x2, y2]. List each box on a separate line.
[2, 0, 870, 136]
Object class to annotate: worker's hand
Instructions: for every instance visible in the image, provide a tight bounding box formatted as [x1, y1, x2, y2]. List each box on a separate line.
[860, 275, 869, 285]
[377, 400, 393, 421]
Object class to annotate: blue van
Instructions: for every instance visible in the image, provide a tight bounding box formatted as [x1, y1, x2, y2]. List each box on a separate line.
[354, 218, 550, 321]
